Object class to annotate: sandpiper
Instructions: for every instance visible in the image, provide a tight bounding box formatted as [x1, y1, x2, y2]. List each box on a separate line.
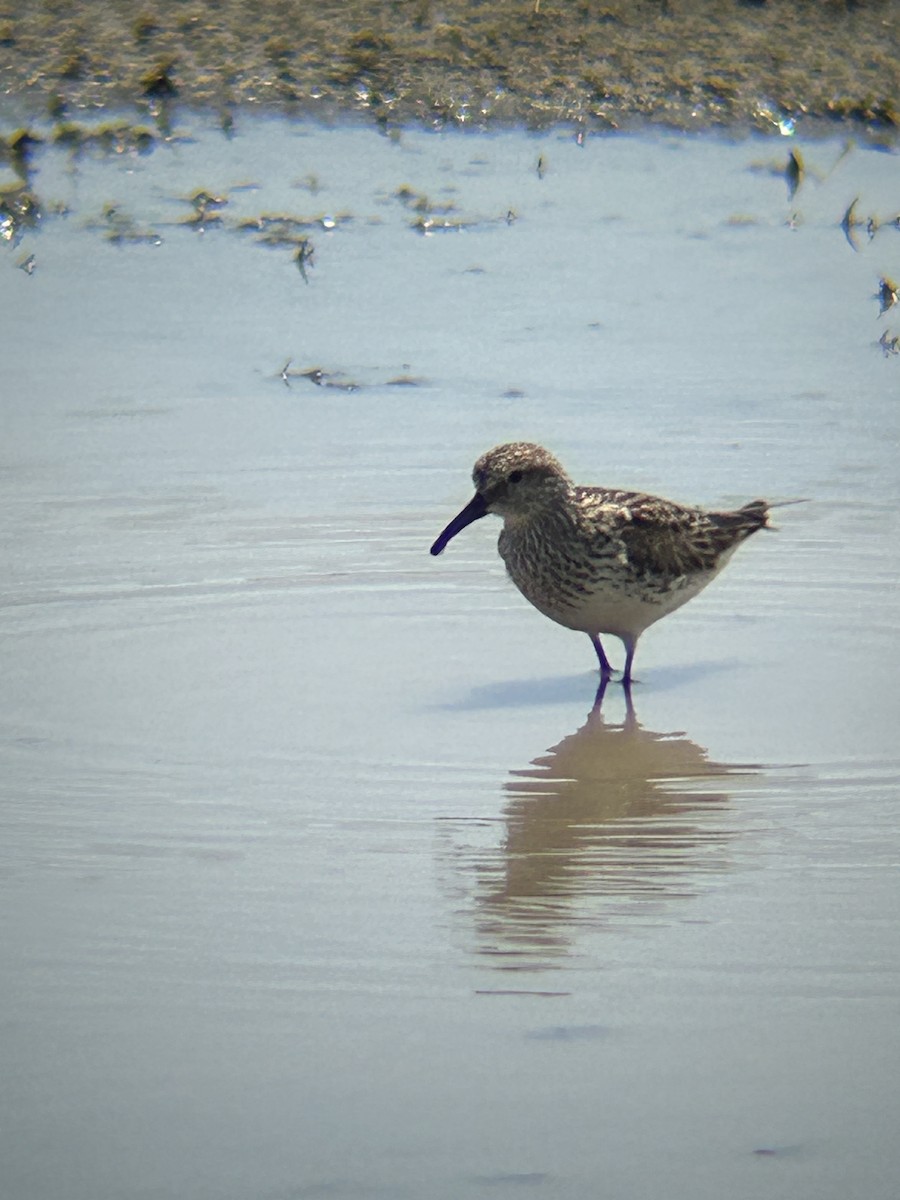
[430, 442, 774, 686]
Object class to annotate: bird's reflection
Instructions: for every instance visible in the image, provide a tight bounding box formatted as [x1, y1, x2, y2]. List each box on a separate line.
[465, 681, 758, 966]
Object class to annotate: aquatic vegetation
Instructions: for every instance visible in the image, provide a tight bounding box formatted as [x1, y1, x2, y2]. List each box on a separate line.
[237, 212, 350, 241]
[178, 207, 223, 231]
[53, 120, 156, 157]
[95, 202, 162, 245]
[141, 60, 178, 100]
[385, 375, 427, 387]
[183, 189, 227, 211]
[393, 185, 457, 216]
[0, 129, 43, 178]
[176, 189, 228, 231]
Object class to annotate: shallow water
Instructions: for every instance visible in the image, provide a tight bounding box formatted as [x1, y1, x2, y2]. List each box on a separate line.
[2, 115, 899, 1200]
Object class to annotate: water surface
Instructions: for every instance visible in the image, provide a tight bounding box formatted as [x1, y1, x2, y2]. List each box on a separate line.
[2, 116, 899, 1200]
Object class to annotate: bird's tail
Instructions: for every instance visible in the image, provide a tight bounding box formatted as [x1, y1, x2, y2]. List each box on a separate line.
[751, 496, 810, 532]
[739, 498, 770, 527]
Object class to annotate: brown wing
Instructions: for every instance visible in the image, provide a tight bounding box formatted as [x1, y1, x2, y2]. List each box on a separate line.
[575, 487, 768, 582]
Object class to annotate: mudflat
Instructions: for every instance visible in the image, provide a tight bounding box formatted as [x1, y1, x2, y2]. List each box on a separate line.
[1, 0, 898, 131]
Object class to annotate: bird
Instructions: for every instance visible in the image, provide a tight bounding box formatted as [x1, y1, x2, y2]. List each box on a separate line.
[430, 442, 775, 687]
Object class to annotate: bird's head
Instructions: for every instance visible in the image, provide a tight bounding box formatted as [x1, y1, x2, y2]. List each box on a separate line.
[430, 442, 571, 555]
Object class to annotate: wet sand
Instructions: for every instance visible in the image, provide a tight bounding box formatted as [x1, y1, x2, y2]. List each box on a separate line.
[1, 0, 898, 132]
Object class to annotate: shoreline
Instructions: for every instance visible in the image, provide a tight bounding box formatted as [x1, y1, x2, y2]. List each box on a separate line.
[0, 1, 897, 137]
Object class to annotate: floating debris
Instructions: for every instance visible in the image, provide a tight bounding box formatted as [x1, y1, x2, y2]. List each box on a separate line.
[239, 213, 308, 239]
[876, 277, 898, 316]
[0, 184, 41, 245]
[748, 150, 810, 198]
[392, 183, 478, 233]
[16, 252, 36, 275]
[536, 154, 546, 179]
[391, 184, 494, 233]
[785, 148, 804, 199]
[294, 237, 315, 281]
[238, 212, 351, 243]
[236, 213, 323, 278]
[840, 197, 865, 250]
[176, 189, 228, 232]
[393, 185, 456, 216]
[878, 329, 900, 357]
[385, 375, 427, 387]
[278, 361, 366, 390]
[294, 173, 321, 195]
[278, 363, 330, 387]
[301, 365, 357, 390]
[410, 216, 471, 234]
[184, 189, 228, 211]
[97, 202, 162, 246]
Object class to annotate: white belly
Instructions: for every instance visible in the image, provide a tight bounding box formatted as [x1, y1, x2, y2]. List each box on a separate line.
[519, 571, 716, 640]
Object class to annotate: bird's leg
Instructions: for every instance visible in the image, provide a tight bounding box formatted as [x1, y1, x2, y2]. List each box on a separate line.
[589, 634, 613, 679]
[621, 636, 638, 688]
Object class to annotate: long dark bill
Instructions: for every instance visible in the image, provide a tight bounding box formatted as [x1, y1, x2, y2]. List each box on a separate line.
[429, 493, 488, 556]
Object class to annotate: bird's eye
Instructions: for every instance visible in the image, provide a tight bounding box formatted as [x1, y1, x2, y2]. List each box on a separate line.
[508, 470, 523, 484]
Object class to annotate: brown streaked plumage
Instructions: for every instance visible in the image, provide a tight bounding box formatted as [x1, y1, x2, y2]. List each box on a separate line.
[430, 442, 772, 686]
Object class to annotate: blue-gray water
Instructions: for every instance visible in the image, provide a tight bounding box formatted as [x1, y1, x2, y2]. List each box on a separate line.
[2, 116, 899, 1200]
